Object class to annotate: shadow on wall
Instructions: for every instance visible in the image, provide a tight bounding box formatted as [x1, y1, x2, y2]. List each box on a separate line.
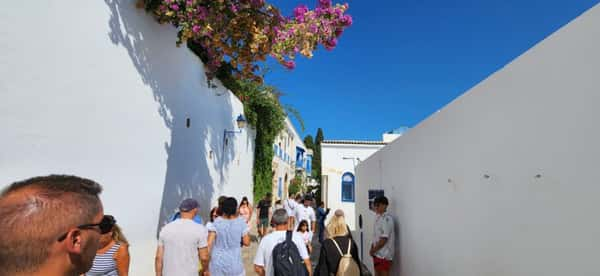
[104, 0, 240, 236]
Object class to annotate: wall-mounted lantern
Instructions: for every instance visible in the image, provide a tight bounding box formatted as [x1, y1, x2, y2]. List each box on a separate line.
[223, 114, 247, 151]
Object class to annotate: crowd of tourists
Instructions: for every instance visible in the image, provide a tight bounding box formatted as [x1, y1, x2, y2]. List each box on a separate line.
[0, 175, 395, 276]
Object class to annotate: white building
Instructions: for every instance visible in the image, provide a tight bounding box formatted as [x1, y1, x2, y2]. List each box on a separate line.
[272, 118, 311, 200]
[321, 139, 387, 230]
[0, 1, 255, 275]
[356, 4, 600, 275]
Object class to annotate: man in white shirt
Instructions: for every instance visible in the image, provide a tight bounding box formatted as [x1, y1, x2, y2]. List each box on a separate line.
[155, 199, 209, 276]
[284, 191, 298, 229]
[369, 196, 394, 276]
[294, 195, 317, 233]
[254, 209, 311, 276]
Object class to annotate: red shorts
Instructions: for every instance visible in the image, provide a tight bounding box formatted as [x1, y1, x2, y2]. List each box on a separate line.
[373, 256, 392, 271]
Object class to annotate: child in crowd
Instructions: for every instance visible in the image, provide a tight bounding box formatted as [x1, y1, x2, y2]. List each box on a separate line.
[296, 219, 313, 254]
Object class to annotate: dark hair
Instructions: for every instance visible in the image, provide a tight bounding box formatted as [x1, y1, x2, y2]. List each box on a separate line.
[374, 195, 389, 206]
[318, 201, 325, 207]
[209, 207, 218, 223]
[221, 197, 238, 216]
[265, 192, 272, 198]
[288, 191, 295, 197]
[239, 196, 249, 208]
[296, 220, 309, 232]
[216, 195, 228, 216]
[0, 175, 103, 273]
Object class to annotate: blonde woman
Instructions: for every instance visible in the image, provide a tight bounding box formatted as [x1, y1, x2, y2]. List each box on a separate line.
[86, 215, 130, 276]
[315, 209, 362, 276]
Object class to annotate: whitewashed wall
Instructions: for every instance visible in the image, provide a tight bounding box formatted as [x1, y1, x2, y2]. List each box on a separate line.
[0, 1, 254, 275]
[321, 143, 384, 230]
[356, 4, 600, 276]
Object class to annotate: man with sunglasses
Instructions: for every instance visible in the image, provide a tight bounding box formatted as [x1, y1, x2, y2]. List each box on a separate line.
[0, 175, 105, 276]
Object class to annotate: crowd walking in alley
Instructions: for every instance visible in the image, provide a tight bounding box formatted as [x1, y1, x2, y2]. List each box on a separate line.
[0, 174, 396, 276]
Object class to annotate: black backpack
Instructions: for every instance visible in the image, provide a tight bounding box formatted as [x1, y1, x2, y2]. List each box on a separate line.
[272, 231, 309, 276]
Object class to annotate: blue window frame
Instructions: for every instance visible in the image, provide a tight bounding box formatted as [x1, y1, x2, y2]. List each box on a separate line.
[341, 172, 355, 202]
[278, 177, 283, 198]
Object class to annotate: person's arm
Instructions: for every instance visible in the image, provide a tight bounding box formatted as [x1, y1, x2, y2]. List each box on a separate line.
[207, 232, 216, 252]
[155, 245, 164, 276]
[242, 233, 251, 247]
[310, 209, 317, 233]
[198, 247, 209, 275]
[254, 265, 265, 276]
[369, 237, 388, 257]
[115, 244, 130, 276]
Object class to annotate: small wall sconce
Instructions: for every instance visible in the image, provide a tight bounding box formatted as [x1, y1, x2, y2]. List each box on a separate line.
[223, 114, 247, 151]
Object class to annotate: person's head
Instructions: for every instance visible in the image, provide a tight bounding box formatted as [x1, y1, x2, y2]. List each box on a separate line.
[265, 192, 272, 200]
[99, 217, 128, 248]
[295, 194, 302, 202]
[240, 196, 249, 208]
[318, 201, 325, 208]
[373, 196, 389, 214]
[0, 175, 105, 275]
[288, 191, 295, 198]
[221, 197, 238, 217]
[216, 196, 227, 216]
[179, 198, 199, 218]
[275, 199, 281, 205]
[209, 207, 219, 223]
[297, 220, 309, 232]
[326, 209, 349, 238]
[270, 208, 289, 230]
[303, 195, 313, 207]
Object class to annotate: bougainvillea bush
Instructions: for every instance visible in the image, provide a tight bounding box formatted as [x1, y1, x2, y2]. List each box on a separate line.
[141, 0, 352, 82]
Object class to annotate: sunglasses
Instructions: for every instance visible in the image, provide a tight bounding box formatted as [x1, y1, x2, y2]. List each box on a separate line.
[57, 215, 116, 242]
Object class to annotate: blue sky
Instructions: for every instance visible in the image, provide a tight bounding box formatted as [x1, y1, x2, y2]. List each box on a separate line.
[266, 0, 599, 141]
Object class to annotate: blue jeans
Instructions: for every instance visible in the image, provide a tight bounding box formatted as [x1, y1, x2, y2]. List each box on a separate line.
[318, 222, 326, 243]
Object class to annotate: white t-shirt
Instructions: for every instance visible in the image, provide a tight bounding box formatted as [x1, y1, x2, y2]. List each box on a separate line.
[253, 230, 310, 276]
[372, 212, 395, 260]
[283, 198, 298, 216]
[294, 204, 316, 231]
[158, 219, 208, 276]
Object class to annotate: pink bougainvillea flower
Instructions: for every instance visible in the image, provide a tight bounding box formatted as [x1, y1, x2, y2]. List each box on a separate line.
[294, 4, 309, 20]
[170, 4, 179, 11]
[192, 25, 201, 33]
[324, 38, 337, 50]
[283, 60, 296, 70]
[318, 0, 332, 8]
[340, 14, 353, 26]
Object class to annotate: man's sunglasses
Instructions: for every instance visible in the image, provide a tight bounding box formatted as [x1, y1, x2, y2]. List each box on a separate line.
[57, 215, 116, 242]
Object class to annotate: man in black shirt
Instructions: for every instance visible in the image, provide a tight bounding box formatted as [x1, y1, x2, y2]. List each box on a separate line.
[256, 192, 272, 239]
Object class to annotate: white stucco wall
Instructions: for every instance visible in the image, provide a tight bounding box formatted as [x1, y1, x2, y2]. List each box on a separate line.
[321, 143, 384, 230]
[0, 1, 254, 275]
[355, 4, 600, 275]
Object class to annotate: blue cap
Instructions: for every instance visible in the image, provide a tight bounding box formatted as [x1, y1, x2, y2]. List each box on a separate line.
[179, 198, 199, 212]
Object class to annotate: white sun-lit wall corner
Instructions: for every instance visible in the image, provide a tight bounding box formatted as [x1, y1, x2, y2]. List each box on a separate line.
[355, 3, 600, 276]
[0, 1, 255, 275]
[321, 140, 386, 230]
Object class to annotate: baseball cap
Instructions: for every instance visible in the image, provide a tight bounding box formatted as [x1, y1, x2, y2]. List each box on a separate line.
[179, 198, 199, 212]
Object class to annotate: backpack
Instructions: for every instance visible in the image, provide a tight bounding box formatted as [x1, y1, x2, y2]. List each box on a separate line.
[272, 231, 309, 276]
[331, 238, 360, 276]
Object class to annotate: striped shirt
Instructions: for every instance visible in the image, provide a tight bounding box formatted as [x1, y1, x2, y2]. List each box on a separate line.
[86, 242, 121, 276]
